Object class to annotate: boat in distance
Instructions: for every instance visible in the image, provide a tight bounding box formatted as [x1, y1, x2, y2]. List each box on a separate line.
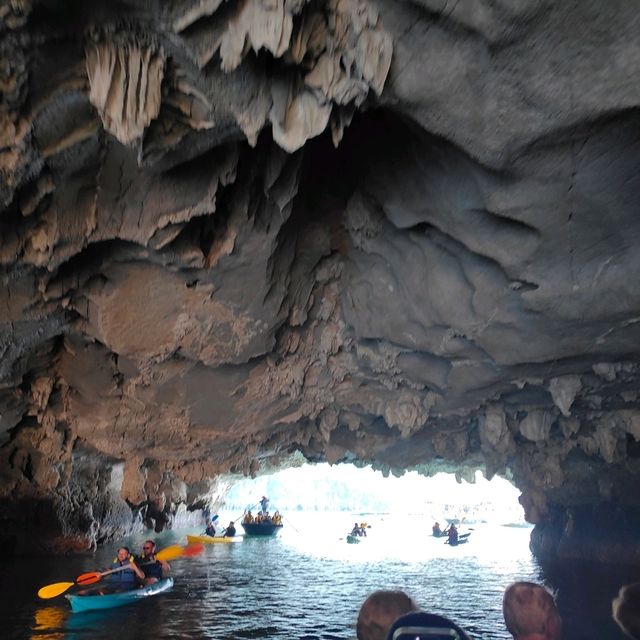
[241, 521, 283, 536]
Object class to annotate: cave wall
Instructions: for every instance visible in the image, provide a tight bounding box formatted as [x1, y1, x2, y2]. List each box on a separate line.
[1, 0, 640, 562]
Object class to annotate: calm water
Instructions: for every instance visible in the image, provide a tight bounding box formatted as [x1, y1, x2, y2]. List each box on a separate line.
[4, 513, 637, 639]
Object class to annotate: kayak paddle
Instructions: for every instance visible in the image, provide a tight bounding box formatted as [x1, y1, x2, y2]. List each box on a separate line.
[155, 542, 204, 561]
[37, 582, 76, 600]
[37, 542, 204, 599]
[72, 543, 204, 586]
[38, 563, 142, 599]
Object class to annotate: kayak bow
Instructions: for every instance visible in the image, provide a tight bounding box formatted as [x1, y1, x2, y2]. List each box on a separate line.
[66, 578, 174, 613]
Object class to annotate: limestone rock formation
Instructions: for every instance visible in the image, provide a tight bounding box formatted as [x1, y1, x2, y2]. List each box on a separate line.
[1, 0, 640, 564]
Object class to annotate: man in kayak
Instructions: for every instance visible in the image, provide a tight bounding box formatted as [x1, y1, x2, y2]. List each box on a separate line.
[136, 540, 171, 585]
[447, 523, 459, 545]
[82, 546, 145, 594]
[108, 546, 145, 591]
[432, 522, 443, 536]
[223, 521, 236, 537]
[205, 514, 219, 536]
[502, 581, 562, 640]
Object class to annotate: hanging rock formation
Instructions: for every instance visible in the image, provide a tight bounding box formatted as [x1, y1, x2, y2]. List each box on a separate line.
[1, 0, 640, 564]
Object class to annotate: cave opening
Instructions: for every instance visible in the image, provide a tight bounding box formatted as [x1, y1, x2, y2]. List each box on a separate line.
[220, 462, 526, 527]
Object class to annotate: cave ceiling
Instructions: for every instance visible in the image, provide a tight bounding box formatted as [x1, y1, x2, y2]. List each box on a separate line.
[2, 0, 640, 555]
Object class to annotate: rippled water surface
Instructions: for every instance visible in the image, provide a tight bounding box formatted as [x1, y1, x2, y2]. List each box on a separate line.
[4, 513, 637, 639]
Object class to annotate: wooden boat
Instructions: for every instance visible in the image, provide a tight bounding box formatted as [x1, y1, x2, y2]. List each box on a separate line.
[241, 521, 283, 536]
[187, 534, 242, 545]
[66, 578, 173, 613]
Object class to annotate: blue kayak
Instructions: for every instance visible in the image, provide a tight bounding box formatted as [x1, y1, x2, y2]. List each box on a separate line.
[66, 578, 173, 613]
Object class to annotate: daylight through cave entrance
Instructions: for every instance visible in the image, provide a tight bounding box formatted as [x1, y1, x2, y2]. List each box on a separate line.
[222, 463, 526, 526]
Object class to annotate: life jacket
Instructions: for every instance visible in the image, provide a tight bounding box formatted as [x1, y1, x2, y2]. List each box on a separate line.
[136, 554, 163, 579]
[109, 557, 138, 587]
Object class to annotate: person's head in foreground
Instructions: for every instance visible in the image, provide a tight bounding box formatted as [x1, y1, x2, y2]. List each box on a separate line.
[613, 582, 640, 639]
[503, 581, 562, 640]
[385, 611, 471, 640]
[357, 590, 419, 640]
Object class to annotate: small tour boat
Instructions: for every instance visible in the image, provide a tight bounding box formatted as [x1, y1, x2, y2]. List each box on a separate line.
[241, 521, 283, 537]
[66, 578, 174, 613]
[186, 534, 242, 545]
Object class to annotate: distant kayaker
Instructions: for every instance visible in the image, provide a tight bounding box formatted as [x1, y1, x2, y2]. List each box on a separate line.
[224, 521, 236, 537]
[136, 540, 170, 585]
[205, 514, 219, 536]
[448, 523, 459, 545]
[260, 496, 269, 515]
[432, 522, 442, 537]
[351, 522, 363, 537]
[108, 546, 145, 591]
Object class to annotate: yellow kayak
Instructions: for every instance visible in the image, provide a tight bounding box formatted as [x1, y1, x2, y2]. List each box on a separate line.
[186, 534, 242, 545]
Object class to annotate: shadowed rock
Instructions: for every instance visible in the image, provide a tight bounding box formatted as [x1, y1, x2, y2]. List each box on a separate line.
[1, 0, 640, 563]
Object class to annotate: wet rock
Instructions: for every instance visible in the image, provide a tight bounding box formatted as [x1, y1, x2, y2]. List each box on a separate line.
[1, 0, 640, 565]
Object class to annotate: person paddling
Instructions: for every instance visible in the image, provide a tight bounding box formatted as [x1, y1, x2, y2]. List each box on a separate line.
[135, 540, 170, 585]
[108, 546, 145, 591]
[205, 514, 219, 536]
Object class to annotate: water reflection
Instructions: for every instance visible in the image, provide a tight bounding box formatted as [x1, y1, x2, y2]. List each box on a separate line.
[31, 606, 67, 640]
[11, 517, 635, 640]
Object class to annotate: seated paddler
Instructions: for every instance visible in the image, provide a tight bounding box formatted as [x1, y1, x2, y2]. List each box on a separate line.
[108, 546, 145, 591]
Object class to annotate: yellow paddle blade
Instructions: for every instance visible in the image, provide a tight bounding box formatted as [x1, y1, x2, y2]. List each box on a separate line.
[155, 544, 184, 562]
[37, 581, 76, 599]
[155, 542, 204, 562]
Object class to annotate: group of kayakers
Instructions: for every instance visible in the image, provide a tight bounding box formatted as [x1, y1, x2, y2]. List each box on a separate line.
[432, 521, 460, 544]
[95, 497, 279, 594]
[204, 514, 237, 537]
[101, 539, 170, 592]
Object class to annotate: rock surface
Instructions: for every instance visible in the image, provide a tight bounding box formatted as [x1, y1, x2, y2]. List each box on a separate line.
[1, 0, 640, 563]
